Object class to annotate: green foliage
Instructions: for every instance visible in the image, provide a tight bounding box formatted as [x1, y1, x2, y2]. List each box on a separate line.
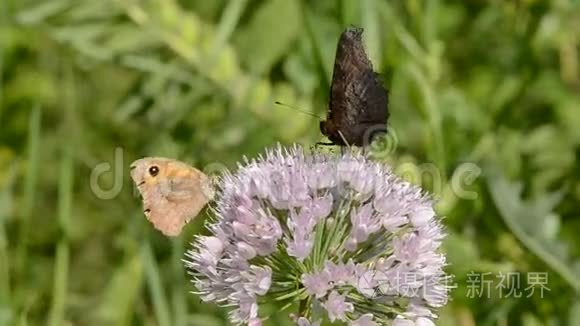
[1, 0, 579, 325]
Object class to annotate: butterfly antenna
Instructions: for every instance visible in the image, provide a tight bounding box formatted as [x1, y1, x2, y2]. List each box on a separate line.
[274, 101, 323, 119]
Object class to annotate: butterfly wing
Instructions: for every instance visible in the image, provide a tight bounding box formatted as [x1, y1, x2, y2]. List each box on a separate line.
[321, 27, 389, 146]
[131, 158, 212, 236]
[149, 168, 210, 236]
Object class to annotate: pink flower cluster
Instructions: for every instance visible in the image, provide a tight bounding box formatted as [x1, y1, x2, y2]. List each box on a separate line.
[185, 145, 449, 325]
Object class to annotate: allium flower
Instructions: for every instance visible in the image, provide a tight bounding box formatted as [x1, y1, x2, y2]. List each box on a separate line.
[323, 290, 354, 321]
[185, 145, 449, 325]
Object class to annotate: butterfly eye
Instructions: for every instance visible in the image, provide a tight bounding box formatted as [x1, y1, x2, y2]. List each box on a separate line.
[148, 166, 160, 177]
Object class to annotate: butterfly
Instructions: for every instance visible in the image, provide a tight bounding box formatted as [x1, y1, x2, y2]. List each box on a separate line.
[130, 157, 214, 236]
[319, 27, 389, 147]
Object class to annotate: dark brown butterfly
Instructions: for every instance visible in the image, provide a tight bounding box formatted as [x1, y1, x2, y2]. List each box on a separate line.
[319, 27, 389, 147]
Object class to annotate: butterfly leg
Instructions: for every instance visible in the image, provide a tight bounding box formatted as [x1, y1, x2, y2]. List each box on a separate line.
[316, 142, 336, 146]
[315, 142, 336, 147]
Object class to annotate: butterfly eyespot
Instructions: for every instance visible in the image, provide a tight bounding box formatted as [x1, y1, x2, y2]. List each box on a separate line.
[148, 166, 160, 177]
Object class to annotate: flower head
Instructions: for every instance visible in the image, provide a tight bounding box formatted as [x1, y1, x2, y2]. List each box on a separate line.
[185, 145, 449, 325]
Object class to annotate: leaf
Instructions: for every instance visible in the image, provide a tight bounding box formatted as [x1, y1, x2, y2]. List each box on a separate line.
[570, 299, 580, 326]
[302, 10, 337, 97]
[361, 0, 381, 70]
[234, 0, 301, 75]
[189, 313, 225, 326]
[522, 313, 544, 326]
[96, 253, 144, 325]
[488, 75, 523, 116]
[16, 0, 72, 25]
[211, 0, 249, 58]
[487, 170, 580, 293]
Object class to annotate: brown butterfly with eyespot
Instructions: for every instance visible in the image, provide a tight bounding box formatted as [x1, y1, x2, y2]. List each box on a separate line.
[130, 157, 214, 236]
[319, 26, 389, 147]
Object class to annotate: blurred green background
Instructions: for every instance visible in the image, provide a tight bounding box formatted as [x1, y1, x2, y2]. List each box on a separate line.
[1, 0, 580, 325]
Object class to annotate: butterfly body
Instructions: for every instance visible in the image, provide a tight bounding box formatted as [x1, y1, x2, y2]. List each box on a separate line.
[320, 27, 389, 147]
[130, 157, 213, 236]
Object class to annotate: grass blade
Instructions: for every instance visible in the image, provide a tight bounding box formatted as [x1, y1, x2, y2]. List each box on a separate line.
[48, 61, 76, 326]
[143, 242, 171, 326]
[210, 0, 248, 59]
[16, 106, 41, 288]
[171, 237, 187, 326]
[0, 162, 16, 324]
[48, 140, 73, 325]
[47, 241, 69, 326]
